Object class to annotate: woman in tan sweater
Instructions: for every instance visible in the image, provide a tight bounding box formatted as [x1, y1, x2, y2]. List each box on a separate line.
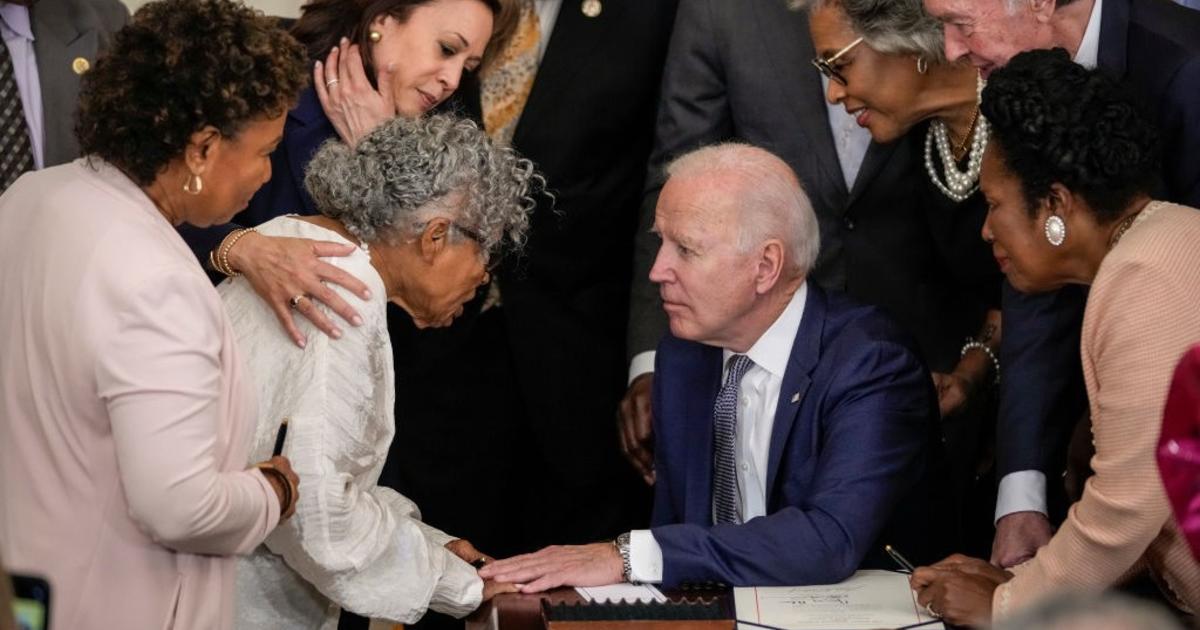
[910, 48, 1200, 626]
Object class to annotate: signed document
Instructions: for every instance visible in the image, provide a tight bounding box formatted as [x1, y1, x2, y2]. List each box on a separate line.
[734, 570, 943, 630]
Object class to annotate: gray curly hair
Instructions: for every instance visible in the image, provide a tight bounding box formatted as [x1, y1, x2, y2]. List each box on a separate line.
[305, 114, 537, 252]
[791, 0, 946, 64]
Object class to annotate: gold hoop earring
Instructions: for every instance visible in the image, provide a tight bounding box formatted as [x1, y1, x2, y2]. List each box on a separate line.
[916, 56, 929, 74]
[369, 30, 382, 43]
[184, 173, 203, 195]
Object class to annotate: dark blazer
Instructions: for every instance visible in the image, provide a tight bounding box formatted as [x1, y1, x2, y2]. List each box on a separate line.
[649, 285, 948, 586]
[626, 0, 973, 374]
[996, 0, 1200, 504]
[29, 0, 128, 167]
[448, 0, 679, 481]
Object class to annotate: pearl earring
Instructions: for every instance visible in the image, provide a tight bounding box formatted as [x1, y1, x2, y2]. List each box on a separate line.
[1044, 215, 1066, 246]
[369, 30, 382, 43]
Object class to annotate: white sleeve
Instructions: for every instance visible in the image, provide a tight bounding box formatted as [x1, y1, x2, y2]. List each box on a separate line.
[629, 351, 657, 385]
[995, 470, 1048, 523]
[629, 530, 664, 583]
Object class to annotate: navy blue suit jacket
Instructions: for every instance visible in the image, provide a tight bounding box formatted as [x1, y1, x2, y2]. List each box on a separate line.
[648, 285, 947, 587]
[996, 0, 1200, 514]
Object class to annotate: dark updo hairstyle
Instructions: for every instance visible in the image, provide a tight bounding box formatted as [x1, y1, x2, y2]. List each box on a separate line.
[76, 0, 308, 187]
[290, 0, 512, 81]
[981, 48, 1160, 223]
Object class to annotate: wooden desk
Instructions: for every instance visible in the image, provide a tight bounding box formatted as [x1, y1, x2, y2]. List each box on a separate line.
[466, 589, 734, 630]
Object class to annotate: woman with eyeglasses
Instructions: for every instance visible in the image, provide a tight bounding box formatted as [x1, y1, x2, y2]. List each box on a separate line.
[801, 0, 1003, 545]
[224, 114, 536, 628]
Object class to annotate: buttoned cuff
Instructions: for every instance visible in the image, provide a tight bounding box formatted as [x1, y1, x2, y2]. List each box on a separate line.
[629, 351, 656, 386]
[629, 529, 663, 583]
[995, 470, 1048, 523]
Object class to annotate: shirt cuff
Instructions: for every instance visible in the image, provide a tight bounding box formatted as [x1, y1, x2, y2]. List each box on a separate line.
[428, 549, 484, 618]
[629, 530, 663, 583]
[629, 351, 656, 386]
[995, 470, 1048, 523]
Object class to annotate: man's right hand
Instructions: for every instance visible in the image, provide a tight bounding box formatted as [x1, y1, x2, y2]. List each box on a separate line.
[990, 511, 1053, 568]
[227, 232, 370, 348]
[618, 373, 655, 485]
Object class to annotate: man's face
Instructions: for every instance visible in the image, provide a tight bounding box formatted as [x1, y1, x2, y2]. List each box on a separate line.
[923, 0, 1050, 76]
[648, 176, 761, 349]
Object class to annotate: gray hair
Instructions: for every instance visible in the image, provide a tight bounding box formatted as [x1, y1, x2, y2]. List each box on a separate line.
[990, 592, 1184, 630]
[792, 0, 947, 63]
[665, 143, 820, 277]
[304, 114, 537, 251]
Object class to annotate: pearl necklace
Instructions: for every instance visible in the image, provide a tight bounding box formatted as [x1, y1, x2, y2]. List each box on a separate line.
[925, 73, 989, 203]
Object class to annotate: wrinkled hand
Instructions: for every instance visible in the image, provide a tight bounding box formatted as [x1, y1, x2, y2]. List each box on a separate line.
[618, 373, 655, 485]
[314, 38, 396, 149]
[446, 539, 491, 566]
[257, 455, 299, 520]
[911, 559, 1008, 628]
[932, 370, 976, 418]
[991, 511, 1053, 568]
[478, 543, 623, 593]
[482, 578, 519, 602]
[929, 554, 1013, 585]
[227, 232, 369, 348]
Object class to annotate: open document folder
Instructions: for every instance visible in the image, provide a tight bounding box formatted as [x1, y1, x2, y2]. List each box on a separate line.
[734, 570, 945, 630]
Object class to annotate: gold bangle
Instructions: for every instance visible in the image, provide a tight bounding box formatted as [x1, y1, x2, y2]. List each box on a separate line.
[215, 228, 255, 277]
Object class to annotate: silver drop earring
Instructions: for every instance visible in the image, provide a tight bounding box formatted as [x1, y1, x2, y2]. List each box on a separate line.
[1044, 215, 1066, 246]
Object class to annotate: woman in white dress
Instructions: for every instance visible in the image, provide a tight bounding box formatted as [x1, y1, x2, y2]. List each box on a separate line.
[222, 114, 536, 628]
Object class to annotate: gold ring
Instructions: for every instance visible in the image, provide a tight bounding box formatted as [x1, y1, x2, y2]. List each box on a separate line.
[289, 294, 307, 309]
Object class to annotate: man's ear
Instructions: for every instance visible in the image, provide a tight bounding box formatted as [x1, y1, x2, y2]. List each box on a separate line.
[1029, 0, 1055, 23]
[418, 217, 452, 262]
[754, 239, 786, 295]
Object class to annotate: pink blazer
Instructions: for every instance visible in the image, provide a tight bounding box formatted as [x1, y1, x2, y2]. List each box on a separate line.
[0, 160, 280, 630]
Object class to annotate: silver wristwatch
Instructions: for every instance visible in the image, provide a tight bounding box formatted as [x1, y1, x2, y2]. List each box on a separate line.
[614, 531, 633, 582]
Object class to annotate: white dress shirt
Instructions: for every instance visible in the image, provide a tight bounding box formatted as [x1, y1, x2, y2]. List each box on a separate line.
[629, 284, 809, 582]
[0, 4, 45, 169]
[995, 0, 1104, 525]
[534, 0, 562, 62]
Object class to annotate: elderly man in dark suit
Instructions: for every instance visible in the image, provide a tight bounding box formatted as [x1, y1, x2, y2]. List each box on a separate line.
[1, 0, 126, 192]
[480, 144, 946, 590]
[922, 0, 1200, 568]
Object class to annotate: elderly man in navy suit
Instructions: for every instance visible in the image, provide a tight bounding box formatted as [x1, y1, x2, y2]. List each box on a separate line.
[479, 144, 945, 589]
[921, 0, 1200, 569]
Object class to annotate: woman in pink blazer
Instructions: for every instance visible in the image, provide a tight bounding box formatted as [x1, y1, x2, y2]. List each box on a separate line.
[1159, 345, 1200, 561]
[911, 49, 1200, 626]
[0, 1, 309, 628]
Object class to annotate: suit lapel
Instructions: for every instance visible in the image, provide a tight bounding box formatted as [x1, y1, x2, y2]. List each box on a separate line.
[32, 8, 95, 166]
[845, 139, 898, 207]
[683, 344, 723, 525]
[765, 285, 826, 496]
[749, 0, 847, 199]
[511, 0, 610, 147]
[1098, 0, 1130, 78]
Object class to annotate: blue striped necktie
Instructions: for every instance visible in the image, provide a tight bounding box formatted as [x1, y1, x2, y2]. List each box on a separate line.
[713, 354, 754, 525]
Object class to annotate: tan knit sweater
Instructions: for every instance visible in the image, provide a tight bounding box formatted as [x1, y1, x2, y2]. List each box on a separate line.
[994, 201, 1200, 618]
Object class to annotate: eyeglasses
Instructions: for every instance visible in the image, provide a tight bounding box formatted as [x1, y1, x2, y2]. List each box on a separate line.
[811, 37, 864, 86]
[451, 223, 502, 272]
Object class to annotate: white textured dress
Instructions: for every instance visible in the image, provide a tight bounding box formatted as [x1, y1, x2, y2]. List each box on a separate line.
[222, 217, 482, 629]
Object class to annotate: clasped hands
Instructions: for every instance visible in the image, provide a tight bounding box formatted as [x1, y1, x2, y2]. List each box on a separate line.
[467, 542, 624, 597]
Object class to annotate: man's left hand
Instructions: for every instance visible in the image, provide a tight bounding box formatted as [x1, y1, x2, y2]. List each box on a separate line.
[478, 543, 623, 593]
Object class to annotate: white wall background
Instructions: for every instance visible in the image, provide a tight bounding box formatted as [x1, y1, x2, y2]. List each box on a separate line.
[121, 0, 304, 18]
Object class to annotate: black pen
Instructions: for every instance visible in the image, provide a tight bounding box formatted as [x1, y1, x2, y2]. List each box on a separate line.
[885, 544, 916, 574]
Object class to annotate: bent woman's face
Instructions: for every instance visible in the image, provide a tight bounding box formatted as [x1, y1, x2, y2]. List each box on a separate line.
[197, 113, 286, 226]
[389, 222, 490, 328]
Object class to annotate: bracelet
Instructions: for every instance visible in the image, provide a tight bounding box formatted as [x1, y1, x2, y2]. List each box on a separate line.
[961, 338, 1000, 385]
[256, 462, 294, 515]
[213, 228, 255, 277]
